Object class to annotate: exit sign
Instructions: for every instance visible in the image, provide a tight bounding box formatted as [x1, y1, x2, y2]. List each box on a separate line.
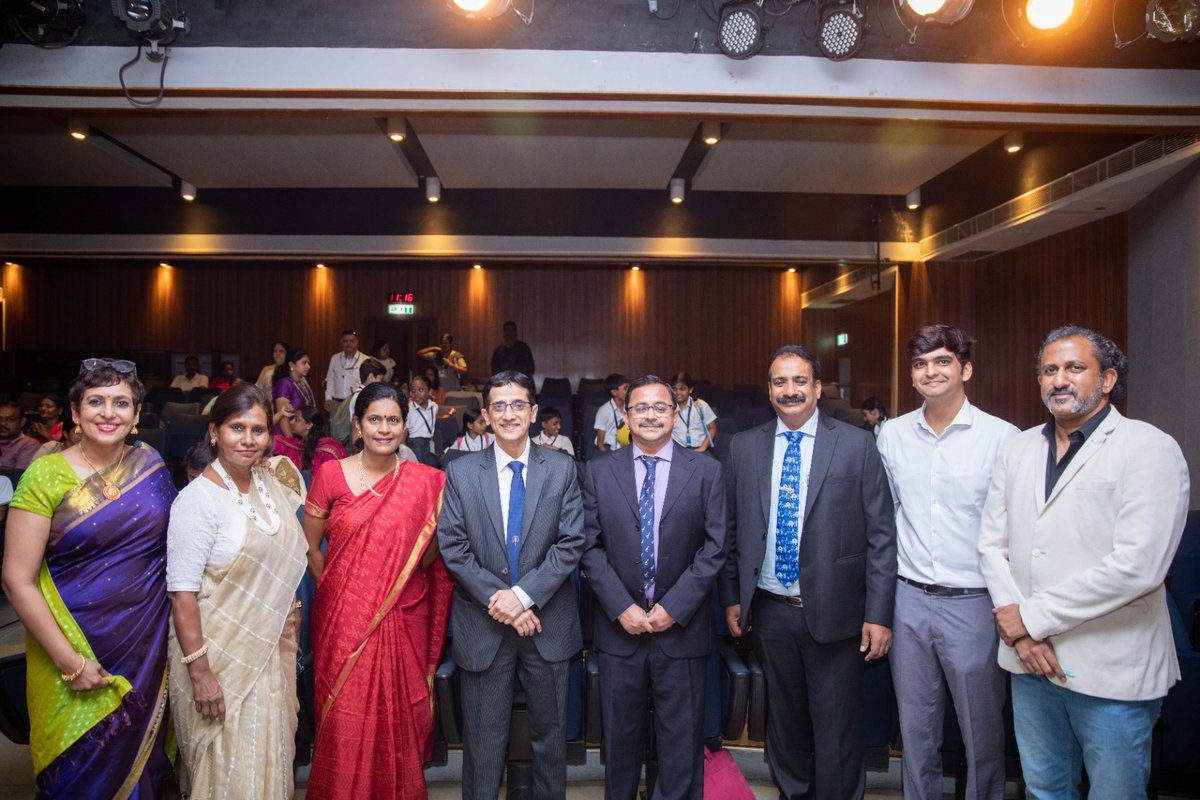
[388, 303, 416, 316]
[836, 333, 849, 346]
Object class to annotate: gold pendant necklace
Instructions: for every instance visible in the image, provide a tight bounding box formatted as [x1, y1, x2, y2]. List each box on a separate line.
[357, 451, 400, 497]
[79, 441, 126, 501]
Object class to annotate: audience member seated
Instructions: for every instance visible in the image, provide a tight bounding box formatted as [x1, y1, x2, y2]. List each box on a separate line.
[273, 348, 316, 437]
[860, 397, 889, 439]
[533, 406, 575, 456]
[423, 365, 446, 406]
[29, 395, 68, 444]
[275, 405, 347, 475]
[0, 474, 12, 525]
[209, 361, 236, 392]
[256, 341, 290, 395]
[184, 440, 215, 483]
[593, 373, 630, 453]
[0, 403, 41, 470]
[170, 356, 210, 392]
[446, 408, 494, 455]
[32, 424, 82, 461]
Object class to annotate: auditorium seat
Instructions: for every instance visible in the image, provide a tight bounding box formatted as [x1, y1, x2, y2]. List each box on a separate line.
[159, 401, 200, 428]
[128, 428, 165, 457]
[441, 448, 470, 468]
[163, 413, 209, 463]
[539, 377, 572, 397]
[0, 653, 29, 745]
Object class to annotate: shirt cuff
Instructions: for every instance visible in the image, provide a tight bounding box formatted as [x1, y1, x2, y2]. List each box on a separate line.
[512, 585, 533, 610]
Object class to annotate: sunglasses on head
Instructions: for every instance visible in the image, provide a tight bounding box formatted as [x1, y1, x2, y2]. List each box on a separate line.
[79, 358, 138, 378]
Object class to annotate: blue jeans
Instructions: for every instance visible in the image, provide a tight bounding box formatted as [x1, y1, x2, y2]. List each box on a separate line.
[1011, 674, 1162, 800]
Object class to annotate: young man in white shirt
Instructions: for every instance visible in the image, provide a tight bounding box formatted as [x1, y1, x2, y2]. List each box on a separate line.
[593, 373, 629, 452]
[876, 324, 1019, 800]
[324, 328, 367, 412]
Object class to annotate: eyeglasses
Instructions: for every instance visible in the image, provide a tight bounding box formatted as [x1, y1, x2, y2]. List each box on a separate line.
[489, 400, 531, 414]
[79, 358, 137, 378]
[629, 402, 674, 417]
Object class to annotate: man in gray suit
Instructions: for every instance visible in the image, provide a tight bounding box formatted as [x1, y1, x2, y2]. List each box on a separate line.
[438, 370, 586, 800]
[720, 345, 897, 800]
[581, 375, 726, 800]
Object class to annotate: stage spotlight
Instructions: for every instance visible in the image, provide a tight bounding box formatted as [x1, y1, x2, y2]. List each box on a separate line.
[426, 177, 442, 203]
[717, 1, 766, 60]
[111, 0, 190, 54]
[448, 0, 511, 19]
[900, 0, 975, 24]
[7, 0, 84, 46]
[669, 178, 686, 205]
[1017, 0, 1091, 32]
[817, 1, 866, 61]
[1004, 131, 1024, 153]
[1146, 0, 1200, 40]
[906, 188, 921, 210]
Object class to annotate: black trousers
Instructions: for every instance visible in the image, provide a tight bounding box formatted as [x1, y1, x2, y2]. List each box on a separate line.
[752, 592, 866, 800]
[597, 637, 707, 800]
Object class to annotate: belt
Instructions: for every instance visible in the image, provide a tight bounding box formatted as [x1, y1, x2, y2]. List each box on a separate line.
[332, 397, 347, 403]
[899, 575, 989, 597]
[755, 588, 804, 608]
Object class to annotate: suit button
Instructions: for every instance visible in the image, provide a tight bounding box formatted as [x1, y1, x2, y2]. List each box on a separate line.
[501, 568, 509, 575]
[753, 568, 760, 576]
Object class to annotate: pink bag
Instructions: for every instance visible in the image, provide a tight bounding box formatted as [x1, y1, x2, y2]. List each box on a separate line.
[703, 747, 756, 800]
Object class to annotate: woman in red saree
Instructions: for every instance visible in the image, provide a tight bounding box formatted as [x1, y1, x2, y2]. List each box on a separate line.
[302, 382, 452, 799]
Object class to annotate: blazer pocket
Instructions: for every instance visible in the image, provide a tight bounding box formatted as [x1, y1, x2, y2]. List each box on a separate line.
[1075, 479, 1117, 492]
[836, 552, 867, 564]
[825, 475, 855, 486]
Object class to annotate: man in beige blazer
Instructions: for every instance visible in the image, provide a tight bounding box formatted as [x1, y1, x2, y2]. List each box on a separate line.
[978, 325, 1190, 800]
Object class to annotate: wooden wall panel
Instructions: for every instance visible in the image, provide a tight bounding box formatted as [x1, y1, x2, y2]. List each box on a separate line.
[2, 262, 804, 391]
[805, 289, 894, 409]
[895, 216, 1128, 429]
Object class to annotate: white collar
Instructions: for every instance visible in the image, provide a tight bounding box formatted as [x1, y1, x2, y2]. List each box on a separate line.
[493, 438, 531, 471]
[774, 411, 821, 439]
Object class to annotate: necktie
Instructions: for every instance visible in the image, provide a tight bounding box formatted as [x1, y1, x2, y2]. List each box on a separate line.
[639, 455, 660, 601]
[775, 431, 804, 587]
[507, 461, 525, 584]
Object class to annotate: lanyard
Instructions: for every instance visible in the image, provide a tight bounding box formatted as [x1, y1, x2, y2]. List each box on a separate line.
[415, 404, 433, 435]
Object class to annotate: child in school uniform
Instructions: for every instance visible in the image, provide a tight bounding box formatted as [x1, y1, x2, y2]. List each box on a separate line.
[533, 406, 575, 457]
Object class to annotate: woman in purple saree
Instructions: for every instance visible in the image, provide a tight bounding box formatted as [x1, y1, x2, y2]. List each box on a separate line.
[2, 360, 174, 799]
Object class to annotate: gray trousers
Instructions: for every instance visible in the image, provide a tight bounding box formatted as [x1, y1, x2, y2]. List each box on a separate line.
[889, 580, 1007, 800]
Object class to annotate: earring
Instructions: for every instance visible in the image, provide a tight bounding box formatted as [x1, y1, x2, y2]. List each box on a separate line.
[210, 436, 217, 445]
[130, 425, 139, 435]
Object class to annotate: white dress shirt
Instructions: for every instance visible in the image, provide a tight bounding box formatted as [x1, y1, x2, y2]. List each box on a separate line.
[877, 397, 1018, 588]
[495, 440, 534, 610]
[407, 401, 439, 439]
[325, 350, 367, 401]
[593, 400, 626, 449]
[672, 397, 718, 448]
[170, 373, 209, 392]
[758, 413, 820, 597]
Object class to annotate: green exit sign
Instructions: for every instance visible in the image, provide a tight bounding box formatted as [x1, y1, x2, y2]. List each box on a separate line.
[388, 303, 415, 316]
[836, 333, 849, 346]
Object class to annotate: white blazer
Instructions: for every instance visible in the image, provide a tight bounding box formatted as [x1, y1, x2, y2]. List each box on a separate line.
[978, 406, 1190, 702]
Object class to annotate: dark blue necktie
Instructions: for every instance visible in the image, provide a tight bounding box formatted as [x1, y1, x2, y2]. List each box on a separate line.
[507, 461, 525, 584]
[639, 455, 660, 601]
[775, 431, 804, 587]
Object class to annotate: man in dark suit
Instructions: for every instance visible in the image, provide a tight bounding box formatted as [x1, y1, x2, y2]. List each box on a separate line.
[438, 369, 586, 800]
[719, 345, 896, 800]
[581, 375, 726, 800]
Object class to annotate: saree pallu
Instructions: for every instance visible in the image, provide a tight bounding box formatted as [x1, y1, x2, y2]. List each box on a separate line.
[29, 443, 175, 799]
[308, 463, 452, 800]
[167, 476, 307, 800]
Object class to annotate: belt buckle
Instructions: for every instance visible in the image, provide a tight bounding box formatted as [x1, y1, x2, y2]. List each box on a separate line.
[784, 595, 804, 608]
[923, 583, 949, 597]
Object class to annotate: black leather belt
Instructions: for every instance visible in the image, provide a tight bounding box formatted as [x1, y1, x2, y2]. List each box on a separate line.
[755, 589, 804, 608]
[899, 575, 989, 597]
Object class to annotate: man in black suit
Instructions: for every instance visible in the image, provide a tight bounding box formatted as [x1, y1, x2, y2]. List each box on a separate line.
[581, 375, 726, 800]
[437, 370, 586, 800]
[719, 345, 896, 800]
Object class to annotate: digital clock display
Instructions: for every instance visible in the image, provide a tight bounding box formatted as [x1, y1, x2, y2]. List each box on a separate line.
[387, 292, 415, 303]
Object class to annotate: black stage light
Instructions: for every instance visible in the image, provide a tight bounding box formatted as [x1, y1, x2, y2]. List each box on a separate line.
[1146, 0, 1200, 41]
[899, 0, 975, 24]
[111, 0, 190, 57]
[718, 0, 767, 59]
[448, 0, 512, 19]
[818, 0, 866, 60]
[5, 0, 84, 46]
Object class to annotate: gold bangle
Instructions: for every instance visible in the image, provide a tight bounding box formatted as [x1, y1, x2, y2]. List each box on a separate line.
[181, 644, 209, 665]
[60, 653, 86, 683]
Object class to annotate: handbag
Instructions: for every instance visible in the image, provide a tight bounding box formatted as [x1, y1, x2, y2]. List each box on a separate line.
[703, 746, 756, 800]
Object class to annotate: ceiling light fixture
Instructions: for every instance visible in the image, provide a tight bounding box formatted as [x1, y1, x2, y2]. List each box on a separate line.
[787, 267, 797, 273]
[316, 262, 327, 269]
[631, 264, 641, 272]
[1146, 0, 1200, 40]
[448, 0, 512, 19]
[669, 178, 686, 205]
[717, 0, 767, 59]
[472, 262, 483, 270]
[179, 180, 196, 202]
[899, 0, 975, 24]
[67, 117, 89, 140]
[1007, 0, 1092, 38]
[906, 188, 921, 210]
[1004, 131, 1024, 153]
[386, 118, 407, 143]
[426, 177, 442, 203]
[702, 121, 722, 146]
[817, 1, 866, 61]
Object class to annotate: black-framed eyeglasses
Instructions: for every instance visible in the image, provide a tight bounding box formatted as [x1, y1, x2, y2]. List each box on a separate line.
[79, 358, 138, 378]
[489, 400, 531, 414]
[629, 402, 673, 417]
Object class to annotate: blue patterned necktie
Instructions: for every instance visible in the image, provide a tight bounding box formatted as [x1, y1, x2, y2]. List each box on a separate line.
[507, 461, 525, 584]
[774, 431, 804, 587]
[638, 455, 660, 601]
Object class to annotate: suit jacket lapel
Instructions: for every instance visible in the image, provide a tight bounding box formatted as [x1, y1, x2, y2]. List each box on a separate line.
[521, 443, 546, 539]
[757, 421, 775, 527]
[1042, 408, 1121, 512]
[660, 447, 696, 522]
[610, 447, 640, 520]
[804, 413, 837, 519]
[479, 448, 506, 549]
